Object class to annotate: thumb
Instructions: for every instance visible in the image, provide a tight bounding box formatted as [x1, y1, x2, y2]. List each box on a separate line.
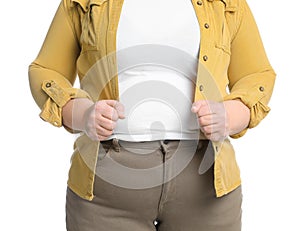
[114, 101, 125, 119]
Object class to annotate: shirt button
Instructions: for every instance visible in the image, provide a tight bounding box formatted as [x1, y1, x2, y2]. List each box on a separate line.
[204, 23, 210, 29]
[45, 82, 52, 88]
[203, 55, 208, 61]
[197, 1, 203, 6]
[216, 146, 219, 152]
[259, 86, 265, 92]
[199, 85, 204, 91]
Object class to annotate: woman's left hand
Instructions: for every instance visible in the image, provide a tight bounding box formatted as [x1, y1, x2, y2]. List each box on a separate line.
[191, 100, 250, 141]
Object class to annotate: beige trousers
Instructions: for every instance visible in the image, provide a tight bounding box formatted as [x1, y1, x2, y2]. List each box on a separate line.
[66, 140, 242, 231]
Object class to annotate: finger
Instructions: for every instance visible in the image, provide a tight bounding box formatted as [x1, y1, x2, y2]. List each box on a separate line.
[95, 125, 114, 138]
[201, 124, 228, 141]
[202, 122, 227, 133]
[191, 100, 208, 113]
[96, 116, 117, 131]
[209, 102, 226, 116]
[198, 120, 222, 135]
[86, 127, 111, 141]
[97, 135, 110, 142]
[205, 132, 227, 142]
[198, 114, 215, 127]
[85, 127, 105, 142]
[99, 103, 119, 121]
[192, 101, 214, 117]
[104, 100, 125, 120]
[198, 114, 226, 127]
[202, 129, 220, 142]
[201, 124, 213, 135]
[199, 102, 227, 119]
[104, 100, 120, 108]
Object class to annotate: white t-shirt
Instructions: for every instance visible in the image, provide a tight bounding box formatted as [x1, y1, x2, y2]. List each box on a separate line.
[112, 0, 201, 141]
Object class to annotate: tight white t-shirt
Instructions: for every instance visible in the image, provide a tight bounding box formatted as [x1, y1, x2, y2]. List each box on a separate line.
[112, 0, 200, 141]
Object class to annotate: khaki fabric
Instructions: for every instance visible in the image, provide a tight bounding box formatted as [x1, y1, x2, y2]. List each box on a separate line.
[66, 140, 242, 231]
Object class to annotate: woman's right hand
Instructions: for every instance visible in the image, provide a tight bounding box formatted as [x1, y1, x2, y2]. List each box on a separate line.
[62, 98, 125, 141]
[83, 100, 125, 141]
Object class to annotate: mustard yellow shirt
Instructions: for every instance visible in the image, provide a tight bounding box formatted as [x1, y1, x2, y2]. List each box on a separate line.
[29, 0, 276, 200]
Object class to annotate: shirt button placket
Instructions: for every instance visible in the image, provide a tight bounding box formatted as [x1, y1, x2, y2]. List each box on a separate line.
[196, 0, 209, 63]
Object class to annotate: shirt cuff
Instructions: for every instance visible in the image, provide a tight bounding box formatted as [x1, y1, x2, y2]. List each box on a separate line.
[224, 84, 271, 138]
[39, 80, 91, 130]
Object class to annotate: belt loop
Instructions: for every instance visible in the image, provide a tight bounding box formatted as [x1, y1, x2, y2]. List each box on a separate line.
[112, 138, 120, 152]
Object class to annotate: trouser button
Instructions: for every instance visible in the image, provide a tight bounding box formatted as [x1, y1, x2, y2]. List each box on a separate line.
[163, 140, 170, 144]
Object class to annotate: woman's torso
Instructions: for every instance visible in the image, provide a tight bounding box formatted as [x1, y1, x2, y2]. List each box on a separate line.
[112, 0, 201, 141]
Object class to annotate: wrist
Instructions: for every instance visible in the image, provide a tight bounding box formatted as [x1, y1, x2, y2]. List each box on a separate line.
[224, 100, 250, 136]
[62, 98, 94, 132]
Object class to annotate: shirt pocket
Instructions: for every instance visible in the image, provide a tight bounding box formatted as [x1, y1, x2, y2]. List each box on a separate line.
[214, 1, 237, 56]
[75, 0, 108, 51]
[215, 22, 231, 55]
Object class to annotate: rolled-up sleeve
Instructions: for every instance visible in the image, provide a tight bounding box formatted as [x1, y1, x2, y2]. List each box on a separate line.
[224, 0, 276, 138]
[28, 0, 90, 129]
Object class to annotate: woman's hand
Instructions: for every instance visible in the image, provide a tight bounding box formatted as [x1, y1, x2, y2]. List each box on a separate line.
[62, 98, 125, 141]
[191, 100, 250, 141]
[84, 100, 125, 141]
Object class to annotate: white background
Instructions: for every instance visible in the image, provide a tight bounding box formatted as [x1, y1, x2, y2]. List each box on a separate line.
[0, 0, 299, 230]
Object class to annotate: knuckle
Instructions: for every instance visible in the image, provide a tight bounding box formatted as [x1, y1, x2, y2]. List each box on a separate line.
[106, 108, 114, 118]
[98, 116, 106, 124]
[103, 129, 112, 136]
[95, 101, 103, 110]
[203, 126, 211, 134]
[198, 117, 205, 125]
[96, 101, 108, 113]
[203, 107, 210, 115]
[99, 127, 112, 137]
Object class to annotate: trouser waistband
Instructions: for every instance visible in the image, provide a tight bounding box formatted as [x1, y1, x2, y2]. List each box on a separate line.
[100, 139, 208, 152]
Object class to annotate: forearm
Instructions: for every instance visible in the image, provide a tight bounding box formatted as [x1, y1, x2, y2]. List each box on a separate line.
[62, 98, 94, 132]
[224, 100, 250, 136]
[225, 0, 275, 136]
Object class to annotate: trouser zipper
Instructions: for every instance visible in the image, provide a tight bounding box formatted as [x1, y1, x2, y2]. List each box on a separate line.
[157, 143, 167, 215]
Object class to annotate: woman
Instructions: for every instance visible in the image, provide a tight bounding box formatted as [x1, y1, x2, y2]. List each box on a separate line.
[29, 0, 275, 230]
